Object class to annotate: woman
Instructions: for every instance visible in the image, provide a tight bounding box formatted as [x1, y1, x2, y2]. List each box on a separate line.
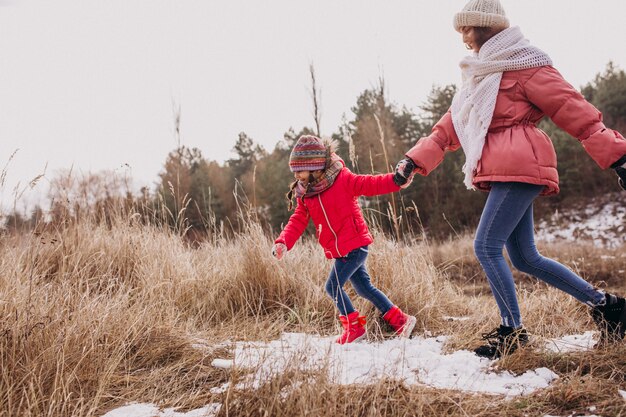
[395, 0, 626, 359]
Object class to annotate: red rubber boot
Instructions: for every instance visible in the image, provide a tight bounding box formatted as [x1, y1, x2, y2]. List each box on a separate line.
[336, 311, 367, 344]
[383, 306, 417, 338]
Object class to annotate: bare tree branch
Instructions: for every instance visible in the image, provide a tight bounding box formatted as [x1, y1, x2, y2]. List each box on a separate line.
[309, 63, 322, 137]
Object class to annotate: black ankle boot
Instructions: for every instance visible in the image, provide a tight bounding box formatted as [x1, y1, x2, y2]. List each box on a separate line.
[474, 325, 529, 359]
[591, 293, 626, 345]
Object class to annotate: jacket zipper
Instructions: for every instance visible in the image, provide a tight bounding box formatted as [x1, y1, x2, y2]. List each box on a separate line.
[318, 194, 342, 257]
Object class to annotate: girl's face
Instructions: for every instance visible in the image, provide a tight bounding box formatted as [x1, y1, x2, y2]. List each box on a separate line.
[294, 170, 323, 185]
[460, 26, 498, 52]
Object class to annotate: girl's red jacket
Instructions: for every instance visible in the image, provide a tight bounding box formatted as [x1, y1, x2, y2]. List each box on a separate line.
[275, 166, 400, 259]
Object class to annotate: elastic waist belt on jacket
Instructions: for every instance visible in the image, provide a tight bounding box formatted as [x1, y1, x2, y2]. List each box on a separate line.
[488, 121, 537, 134]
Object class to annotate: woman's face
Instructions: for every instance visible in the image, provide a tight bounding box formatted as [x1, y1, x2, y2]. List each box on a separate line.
[460, 26, 497, 52]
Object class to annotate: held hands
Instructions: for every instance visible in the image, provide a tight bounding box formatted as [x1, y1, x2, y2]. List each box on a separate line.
[393, 158, 416, 189]
[271, 243, 287, 260]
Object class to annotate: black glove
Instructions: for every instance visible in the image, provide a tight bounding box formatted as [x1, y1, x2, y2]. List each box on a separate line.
[393, 158, 416, 186]
[611, 155, 626, 191]
[616, 167, 626, 191]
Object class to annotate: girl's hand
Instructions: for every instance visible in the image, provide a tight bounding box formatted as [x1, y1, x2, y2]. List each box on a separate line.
[271, 243, 287, 260]
[399, 174, 414, 189]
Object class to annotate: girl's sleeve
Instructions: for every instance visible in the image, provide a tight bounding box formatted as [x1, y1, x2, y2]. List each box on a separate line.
[405, 111, 461, 175]
[343, 170, 400, 197]
[274, 199, 310, 250]
[524, 65, 626, 169]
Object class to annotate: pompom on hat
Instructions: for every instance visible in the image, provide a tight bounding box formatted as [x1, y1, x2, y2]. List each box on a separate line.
[453, 0, 510, 33]
[289, 135, 328, 172]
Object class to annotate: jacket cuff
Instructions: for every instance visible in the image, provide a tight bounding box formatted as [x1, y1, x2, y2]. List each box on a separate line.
[274, 237, 289, 248]
[581, 128, 626, 169]
[387, 173, 402, 191]
[405, 141, 445, 176]
[610, 155, 626, 169]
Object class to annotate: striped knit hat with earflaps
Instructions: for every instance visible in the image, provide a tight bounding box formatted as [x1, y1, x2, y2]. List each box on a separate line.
[289, 135, 329, 172]
[453, 0, 510, 33]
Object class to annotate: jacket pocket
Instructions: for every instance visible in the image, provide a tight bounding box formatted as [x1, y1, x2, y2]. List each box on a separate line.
[499, 78, 517, 91]
[481, 128, 537, 177]
[353, 217, 367, 235]
[527, 127, 557, 168]
[493, 78, 518, 120]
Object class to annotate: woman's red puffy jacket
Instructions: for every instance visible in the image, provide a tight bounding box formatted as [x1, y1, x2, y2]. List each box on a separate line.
[406, 65, 626, 195]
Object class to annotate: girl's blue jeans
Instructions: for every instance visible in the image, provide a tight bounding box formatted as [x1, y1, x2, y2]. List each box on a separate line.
[475, 182, 605, 328]
[325, 246, 394, 316]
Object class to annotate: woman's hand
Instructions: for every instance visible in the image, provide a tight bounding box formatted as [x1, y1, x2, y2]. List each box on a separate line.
[612, 156, 626, 191]
[616, 166, 626, 191]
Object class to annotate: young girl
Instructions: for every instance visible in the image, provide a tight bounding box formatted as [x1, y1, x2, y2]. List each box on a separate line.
[271, 135, 416, 344]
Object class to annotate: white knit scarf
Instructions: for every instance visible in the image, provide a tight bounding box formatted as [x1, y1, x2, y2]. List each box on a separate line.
[450, 26, 553, 189]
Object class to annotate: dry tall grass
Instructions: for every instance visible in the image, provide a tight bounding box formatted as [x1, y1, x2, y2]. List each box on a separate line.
[1, 207, 626, 416]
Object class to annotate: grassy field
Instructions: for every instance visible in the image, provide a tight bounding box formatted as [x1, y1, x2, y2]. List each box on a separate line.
[1, 210, 626, 417]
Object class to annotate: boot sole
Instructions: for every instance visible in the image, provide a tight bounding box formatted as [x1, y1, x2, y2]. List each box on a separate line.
[352, 332, 367, 343]
[337, 331, 367, 344]
[398, 316, 417, 338]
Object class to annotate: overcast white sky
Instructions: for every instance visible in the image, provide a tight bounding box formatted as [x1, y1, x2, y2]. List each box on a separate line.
[1, 0, 625, 210]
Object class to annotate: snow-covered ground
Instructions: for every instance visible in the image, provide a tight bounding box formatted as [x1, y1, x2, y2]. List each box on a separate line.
[101, 330, 605, 417]
[208, 332, 559, 397]
[537, 198, 626, 248]
[101, 403, 221, 417]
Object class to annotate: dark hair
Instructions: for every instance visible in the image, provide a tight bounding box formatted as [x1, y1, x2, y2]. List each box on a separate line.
[285, 170, 321, 211]
[473, 26, 503, 49]
[285, 174, 315, 211]
[286, 180, 299, 211]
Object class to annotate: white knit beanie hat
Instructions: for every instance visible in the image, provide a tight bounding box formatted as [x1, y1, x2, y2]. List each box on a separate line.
[453, 0, 510, 33]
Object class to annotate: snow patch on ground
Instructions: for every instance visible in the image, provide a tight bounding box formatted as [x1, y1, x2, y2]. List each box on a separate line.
[544, 331, 596, 353]
[442, 316, 471, 322]
[101, 403, 221, 417]
[545, 415, 600, 417]
[537, 199, 626, 248]
[207, 332, 558, 397]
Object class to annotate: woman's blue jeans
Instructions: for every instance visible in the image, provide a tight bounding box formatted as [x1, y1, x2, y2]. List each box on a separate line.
[474, 182, 605, 328]
[325, 246, 394, 316]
